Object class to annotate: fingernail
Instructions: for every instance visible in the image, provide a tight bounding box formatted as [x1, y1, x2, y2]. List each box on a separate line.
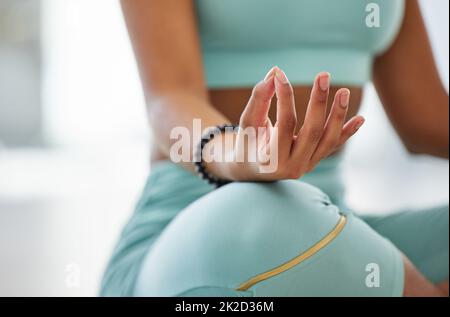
[339, 90, 350, 108]
[263, 67, 276, 82]
[275, 68, 289, 84]
[355, 118, 365, 130]
[318, 73, 330, 92]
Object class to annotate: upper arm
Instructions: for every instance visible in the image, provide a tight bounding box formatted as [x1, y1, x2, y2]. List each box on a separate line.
[121, 0, 207, 98]
[373, 0, 448, 153]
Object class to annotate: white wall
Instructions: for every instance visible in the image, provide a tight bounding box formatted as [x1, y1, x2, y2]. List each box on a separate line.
[41, 0, 148, 146]
[0, 0, 42, 146]
[420, 0, 449, 89]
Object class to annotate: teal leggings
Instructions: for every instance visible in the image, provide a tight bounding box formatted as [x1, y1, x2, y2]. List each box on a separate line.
[101, 160, 449, 297]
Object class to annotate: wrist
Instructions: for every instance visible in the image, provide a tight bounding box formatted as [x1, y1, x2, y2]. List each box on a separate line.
[202, 130, 239, 181]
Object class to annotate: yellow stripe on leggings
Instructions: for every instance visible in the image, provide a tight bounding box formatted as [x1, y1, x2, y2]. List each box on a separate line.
[236, 214, 347, 291]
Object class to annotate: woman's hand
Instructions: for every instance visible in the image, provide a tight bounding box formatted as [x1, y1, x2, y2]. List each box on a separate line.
[204, 67, 365, 181]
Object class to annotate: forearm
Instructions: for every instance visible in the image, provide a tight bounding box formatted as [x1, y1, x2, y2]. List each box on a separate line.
[404, 94, 449, 159]
[422, 105, 449, 159]
[147, 90, 231, 172]
[372, 0, 449, 159]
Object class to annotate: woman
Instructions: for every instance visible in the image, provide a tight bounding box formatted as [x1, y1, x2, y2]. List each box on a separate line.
[101, 0, 449, 296]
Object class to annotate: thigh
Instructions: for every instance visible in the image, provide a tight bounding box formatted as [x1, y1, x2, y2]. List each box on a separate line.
[101, 162, 213, 296]
[361, 205, 449, 284]
[134, 180, 404, 297]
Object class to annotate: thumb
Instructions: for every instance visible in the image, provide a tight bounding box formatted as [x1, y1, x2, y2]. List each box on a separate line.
[239, 67, 276, 128]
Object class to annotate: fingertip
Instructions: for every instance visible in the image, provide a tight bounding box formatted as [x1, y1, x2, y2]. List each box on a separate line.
[275, 67, 290, 85]
[263, 66, 277, 83]
[273, 68, 294, 102]
[337, 88, 351, 97]
[342, 115, 364, 134]
[317, 71, 331, 77]
[310, 72, 330, 105]
[317, 72, 330, 92]
[338, 89, 350, 108]
[354, 116, 365, 130]
[252, 79, 275, 102]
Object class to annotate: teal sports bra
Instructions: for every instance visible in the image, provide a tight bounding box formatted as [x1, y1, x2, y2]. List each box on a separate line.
[195, 0, 405, 88]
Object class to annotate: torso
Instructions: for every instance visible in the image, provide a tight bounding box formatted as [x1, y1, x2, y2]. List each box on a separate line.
[153, 0, 405, 161]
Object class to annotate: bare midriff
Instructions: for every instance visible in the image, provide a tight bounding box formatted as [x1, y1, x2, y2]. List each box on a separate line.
[150, 86, 364, 162]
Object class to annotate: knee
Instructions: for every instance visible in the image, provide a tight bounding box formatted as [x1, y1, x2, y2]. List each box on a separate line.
[194, 179, 342, 244]
[209, 180, 337, 217]
[182, 180, 342, 243]
[135, 180, 344, 296]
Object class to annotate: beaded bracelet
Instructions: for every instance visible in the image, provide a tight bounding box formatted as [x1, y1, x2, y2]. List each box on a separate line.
[194, 124, 239, 188]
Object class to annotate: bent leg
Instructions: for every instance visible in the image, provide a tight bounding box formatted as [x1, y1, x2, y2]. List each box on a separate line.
[403, 255, 447, 297]
[361, 205, 449, 285]
[135, 180, 408, 297]
[437, 281, 449, 296]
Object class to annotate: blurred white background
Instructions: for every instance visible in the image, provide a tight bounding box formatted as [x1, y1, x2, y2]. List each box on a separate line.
[0, 0, 448, 296]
